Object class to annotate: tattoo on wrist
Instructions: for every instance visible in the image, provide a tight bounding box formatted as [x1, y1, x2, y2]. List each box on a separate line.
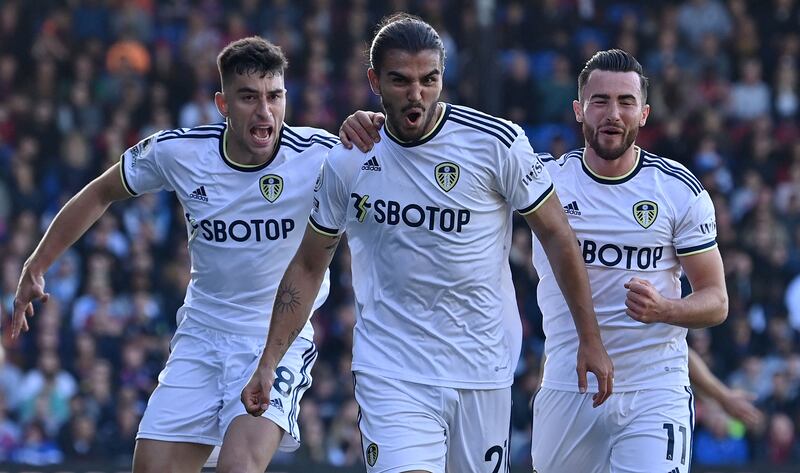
[275, 283, 301, 314]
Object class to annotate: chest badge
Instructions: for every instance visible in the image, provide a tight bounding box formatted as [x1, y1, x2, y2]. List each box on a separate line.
[260, 174, 283, 202]
[633, 200, 658, 229]
[435, 162, 460, 192]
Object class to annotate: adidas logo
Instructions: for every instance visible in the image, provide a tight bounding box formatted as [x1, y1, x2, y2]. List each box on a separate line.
[667, 468, 680, 473]
[563, 200, 581, 216]
[269, 397, 284, 413]
[361, 156, 381, 171]
[189, 186, 209, 202]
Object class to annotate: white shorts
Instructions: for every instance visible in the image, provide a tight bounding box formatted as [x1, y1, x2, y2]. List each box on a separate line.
[531, 386, 695, 473]
[137, 317, 317, 451]
[354, 372, 511, 473]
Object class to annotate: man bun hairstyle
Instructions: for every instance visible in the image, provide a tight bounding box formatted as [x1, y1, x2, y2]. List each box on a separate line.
[217, 36, 288, 86]
[578, 49, 649, 103]
[369, 13, 445, 73]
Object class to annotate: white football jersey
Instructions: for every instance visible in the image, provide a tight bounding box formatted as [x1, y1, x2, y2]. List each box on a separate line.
[310, 103, 553, 389]
[533, 146, 718, 391]
[120, 122, 334, 336]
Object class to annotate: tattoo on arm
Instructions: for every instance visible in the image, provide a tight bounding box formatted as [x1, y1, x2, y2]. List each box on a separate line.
[275, 282, 301, 314]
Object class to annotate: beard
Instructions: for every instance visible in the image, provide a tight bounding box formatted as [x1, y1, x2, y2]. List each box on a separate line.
[381, 95, 439, 142]
[583, 122, 639, 161]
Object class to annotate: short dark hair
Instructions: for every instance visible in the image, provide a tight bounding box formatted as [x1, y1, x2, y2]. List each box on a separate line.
[577, 49, 648, 103]
[216, 36, 288, 87]
[369, 13, 445, 73]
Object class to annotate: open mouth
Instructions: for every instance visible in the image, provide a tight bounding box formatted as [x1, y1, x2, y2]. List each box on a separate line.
[403, 109, 424, 127]
[250, 125, 274, 146]
[600, 127, 623, 136]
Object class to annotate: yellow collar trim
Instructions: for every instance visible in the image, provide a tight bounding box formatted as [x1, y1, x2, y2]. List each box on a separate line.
[385, 102, 445, 143]
[582, 146, 641, 180]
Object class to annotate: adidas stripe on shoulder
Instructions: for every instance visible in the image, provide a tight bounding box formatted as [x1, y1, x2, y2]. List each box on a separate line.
[157, 124, 224, 143]
[640, 150, 704, 196]
[282, 126, 339, 152]
[448, 105, 518, 148]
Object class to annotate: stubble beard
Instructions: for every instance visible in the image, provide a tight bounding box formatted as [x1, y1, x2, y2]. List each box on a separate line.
[382, 98, 439, 142]
[584, 122, 639, 161]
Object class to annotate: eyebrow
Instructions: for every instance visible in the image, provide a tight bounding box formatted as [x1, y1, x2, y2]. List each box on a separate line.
[235, 87, 286, 94]
[387, 69, 441, 80]
[590, 93, 638, 101]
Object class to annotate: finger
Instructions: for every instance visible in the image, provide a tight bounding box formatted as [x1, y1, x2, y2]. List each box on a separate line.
[625, 282, 649, 295]
[624, 298, 645, 314]
[576, 366, 587, 394]
[242, 386, 265, 416]
[41, 293, 49, 304]
[373, 114, 385, 130]
[593, 373, 608, 407]
[626, 308, 643, 321]
[351, 123, 376, 153]
[11, 301, 26, 338]
[342, 122, 372, 153]
[339, 126, 353, 149]
[604, 369, 614, 403]
[21, 316, 29, 333]
[356, 112, 381, 142]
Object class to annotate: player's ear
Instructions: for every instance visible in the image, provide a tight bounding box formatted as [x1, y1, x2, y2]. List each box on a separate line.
[639, 103, 650, 127]
[214, 91, 228, 118]
[572, 99, 583, 123]
[367, 68, 380, 96]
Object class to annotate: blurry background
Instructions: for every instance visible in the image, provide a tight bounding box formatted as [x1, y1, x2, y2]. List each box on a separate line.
[0, 0, 798, 471]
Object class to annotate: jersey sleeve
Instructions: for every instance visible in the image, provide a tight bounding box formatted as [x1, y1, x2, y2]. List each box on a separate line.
[674, 190, 718, 256]
[119, 132, 173, 195]
[309, 148, 350, 236]
[497, 133, 554, 215]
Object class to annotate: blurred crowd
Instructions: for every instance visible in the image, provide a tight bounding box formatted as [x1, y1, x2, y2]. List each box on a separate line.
[0, 0, 799, 468]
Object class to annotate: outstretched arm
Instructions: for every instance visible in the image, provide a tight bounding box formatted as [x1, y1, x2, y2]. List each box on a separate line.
[241, 225, 340, 416]
[688, 347, 764, 431]
[524, 192, 613, 407]
[624, 248, 728, 328]
[12, 163, 131, 338]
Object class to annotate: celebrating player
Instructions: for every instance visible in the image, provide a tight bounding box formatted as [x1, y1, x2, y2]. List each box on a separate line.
[530, 49, 729, 473]
[242, 14, 612, 473]
[12, 37, 334, 473]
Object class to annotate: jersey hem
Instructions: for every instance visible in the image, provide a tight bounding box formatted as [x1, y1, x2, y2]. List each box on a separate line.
[519, 184, 555, 215]
[309, 216, 339, 236]
[541, 376, 690, 393]
[136, 432, 220, 446]
[676, 240, 717, 256]
[119, 154, 137, 196]
[352, 364, 513, 390]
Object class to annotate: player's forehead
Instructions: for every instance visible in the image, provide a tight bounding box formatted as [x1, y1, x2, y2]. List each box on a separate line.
[225, 71, 285, 93]
[583, 70, 642, 101]
[379, 49, 442, 78]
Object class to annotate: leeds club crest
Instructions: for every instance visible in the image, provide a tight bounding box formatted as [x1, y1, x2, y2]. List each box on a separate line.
[633, 200, 658, 229]
[260, 174, 283, 202]
[435, 162, 460, 192]
[366, 443, 379, 467]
